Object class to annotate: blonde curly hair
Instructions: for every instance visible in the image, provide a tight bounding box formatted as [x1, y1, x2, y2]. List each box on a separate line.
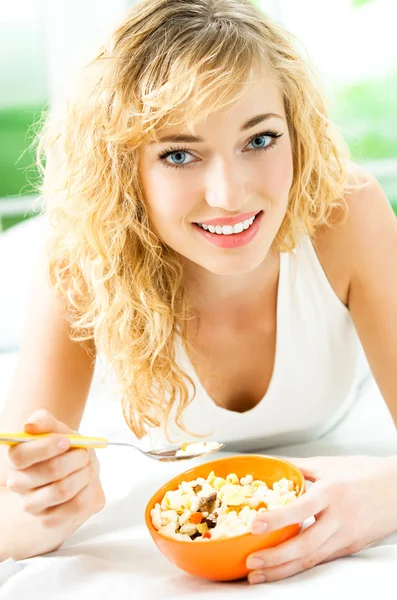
[37, 0, 355, 441]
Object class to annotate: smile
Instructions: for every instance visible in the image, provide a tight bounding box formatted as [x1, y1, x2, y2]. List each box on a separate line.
[192, 211, 264, 249]
[196, 215, 258, 236]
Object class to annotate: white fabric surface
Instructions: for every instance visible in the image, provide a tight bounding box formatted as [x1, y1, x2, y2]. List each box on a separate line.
[1, 217, 397, 598]
[0, 560, 23, 587]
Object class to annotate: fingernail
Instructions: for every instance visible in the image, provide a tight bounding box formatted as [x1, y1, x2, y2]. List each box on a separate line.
[24, 419, 44, 427]
[247, 557, 265, 570]
[251, 521, 268, 534]
[249, 572, 266, 585]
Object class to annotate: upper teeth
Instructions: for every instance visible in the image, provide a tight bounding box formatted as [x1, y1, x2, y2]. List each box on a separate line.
[198, 215, 257, 235]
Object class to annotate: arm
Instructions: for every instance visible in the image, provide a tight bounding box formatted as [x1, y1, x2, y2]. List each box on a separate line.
[344, 173, 397, 426]
[0, 257, 100, 560]
[310, 164, 397, 425]
[0, 262, 95, 449]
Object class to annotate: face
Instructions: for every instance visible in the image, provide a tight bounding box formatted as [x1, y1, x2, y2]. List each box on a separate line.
[138, 70, 293, 277]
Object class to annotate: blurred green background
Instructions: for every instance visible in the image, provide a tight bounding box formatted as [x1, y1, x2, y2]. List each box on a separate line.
[0, 105, 44, 229]
[1, 0, 396, 230]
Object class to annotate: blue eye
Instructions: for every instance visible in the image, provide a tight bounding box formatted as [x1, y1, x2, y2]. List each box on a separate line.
[172, 152, 185, 164]
[165, 151, 195, 166]
[247, 135, 272, 150]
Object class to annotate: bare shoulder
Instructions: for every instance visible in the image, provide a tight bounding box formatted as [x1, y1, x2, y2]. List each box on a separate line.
[312, 161, 396, 307]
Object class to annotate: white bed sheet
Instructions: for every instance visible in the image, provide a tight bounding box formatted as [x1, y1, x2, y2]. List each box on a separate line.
[1, 351, 397, 600]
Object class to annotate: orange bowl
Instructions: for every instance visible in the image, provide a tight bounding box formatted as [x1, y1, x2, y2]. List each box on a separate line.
[145, 454, 305, 581]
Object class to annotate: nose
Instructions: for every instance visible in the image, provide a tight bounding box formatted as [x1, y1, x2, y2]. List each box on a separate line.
[204, 159, 251, 212]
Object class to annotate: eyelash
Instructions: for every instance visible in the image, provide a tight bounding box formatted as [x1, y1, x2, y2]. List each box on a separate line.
[157, 130, 283, 170]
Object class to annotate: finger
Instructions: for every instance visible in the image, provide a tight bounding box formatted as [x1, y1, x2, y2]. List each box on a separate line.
[6, 448, 90, 492]
[251, 481, 331, 533]
[40, 481, 106, 529]
[7, 434, 71, 470]
[247, 513, 338, 570]
[21, 462, 94, 515]
[248, 539, 335, 584]
[88, 449, 100, 474]
[23, 409, 76, 435]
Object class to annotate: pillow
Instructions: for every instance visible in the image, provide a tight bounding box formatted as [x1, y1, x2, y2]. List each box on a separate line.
[0, 215, 47, 351]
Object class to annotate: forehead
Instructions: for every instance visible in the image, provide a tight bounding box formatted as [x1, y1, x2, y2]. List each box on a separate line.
[146, 66, 284, 141]
[204, 75, 284, 129]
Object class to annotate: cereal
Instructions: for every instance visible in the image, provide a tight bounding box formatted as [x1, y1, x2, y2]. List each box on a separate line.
[151, 471, 298, 541]
[175, 442, 223, 457]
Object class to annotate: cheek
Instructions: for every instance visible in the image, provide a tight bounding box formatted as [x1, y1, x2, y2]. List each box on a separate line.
[259, 146, 294, 202]
[151, 193, 187, 223]
[142, 167, 195, 224]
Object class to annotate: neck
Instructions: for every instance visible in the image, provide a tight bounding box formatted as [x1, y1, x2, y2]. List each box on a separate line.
[182, 247, 280, 321]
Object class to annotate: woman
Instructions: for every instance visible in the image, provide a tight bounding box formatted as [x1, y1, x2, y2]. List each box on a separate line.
[1, 0, 397, 585]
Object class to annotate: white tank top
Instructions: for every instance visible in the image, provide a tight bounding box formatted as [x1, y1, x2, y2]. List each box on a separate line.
[145, 235, 368, 452]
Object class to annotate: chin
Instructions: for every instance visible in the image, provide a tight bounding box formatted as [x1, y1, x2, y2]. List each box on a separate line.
[202, 252, 268, 276]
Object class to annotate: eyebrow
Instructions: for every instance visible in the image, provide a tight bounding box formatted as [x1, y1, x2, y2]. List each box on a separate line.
[149, 112, 284, 145]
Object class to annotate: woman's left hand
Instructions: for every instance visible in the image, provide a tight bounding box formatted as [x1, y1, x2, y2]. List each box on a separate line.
[246, 454, 397, 584]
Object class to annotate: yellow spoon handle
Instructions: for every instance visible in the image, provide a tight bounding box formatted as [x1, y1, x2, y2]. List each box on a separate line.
[0, 432, 109, 449]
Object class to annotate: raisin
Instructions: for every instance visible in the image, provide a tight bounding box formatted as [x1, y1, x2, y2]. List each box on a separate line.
[205, 516, 217, 529]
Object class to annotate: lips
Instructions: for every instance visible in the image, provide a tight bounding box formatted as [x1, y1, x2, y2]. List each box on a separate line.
[193, 210, 264, 249]
[194, 210, 261, 227]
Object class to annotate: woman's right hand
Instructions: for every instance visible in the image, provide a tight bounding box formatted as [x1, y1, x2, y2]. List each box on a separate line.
[5, 409, 106, 537]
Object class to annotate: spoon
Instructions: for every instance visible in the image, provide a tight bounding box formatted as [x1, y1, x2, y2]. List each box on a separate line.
[0, 433, 224, 462]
